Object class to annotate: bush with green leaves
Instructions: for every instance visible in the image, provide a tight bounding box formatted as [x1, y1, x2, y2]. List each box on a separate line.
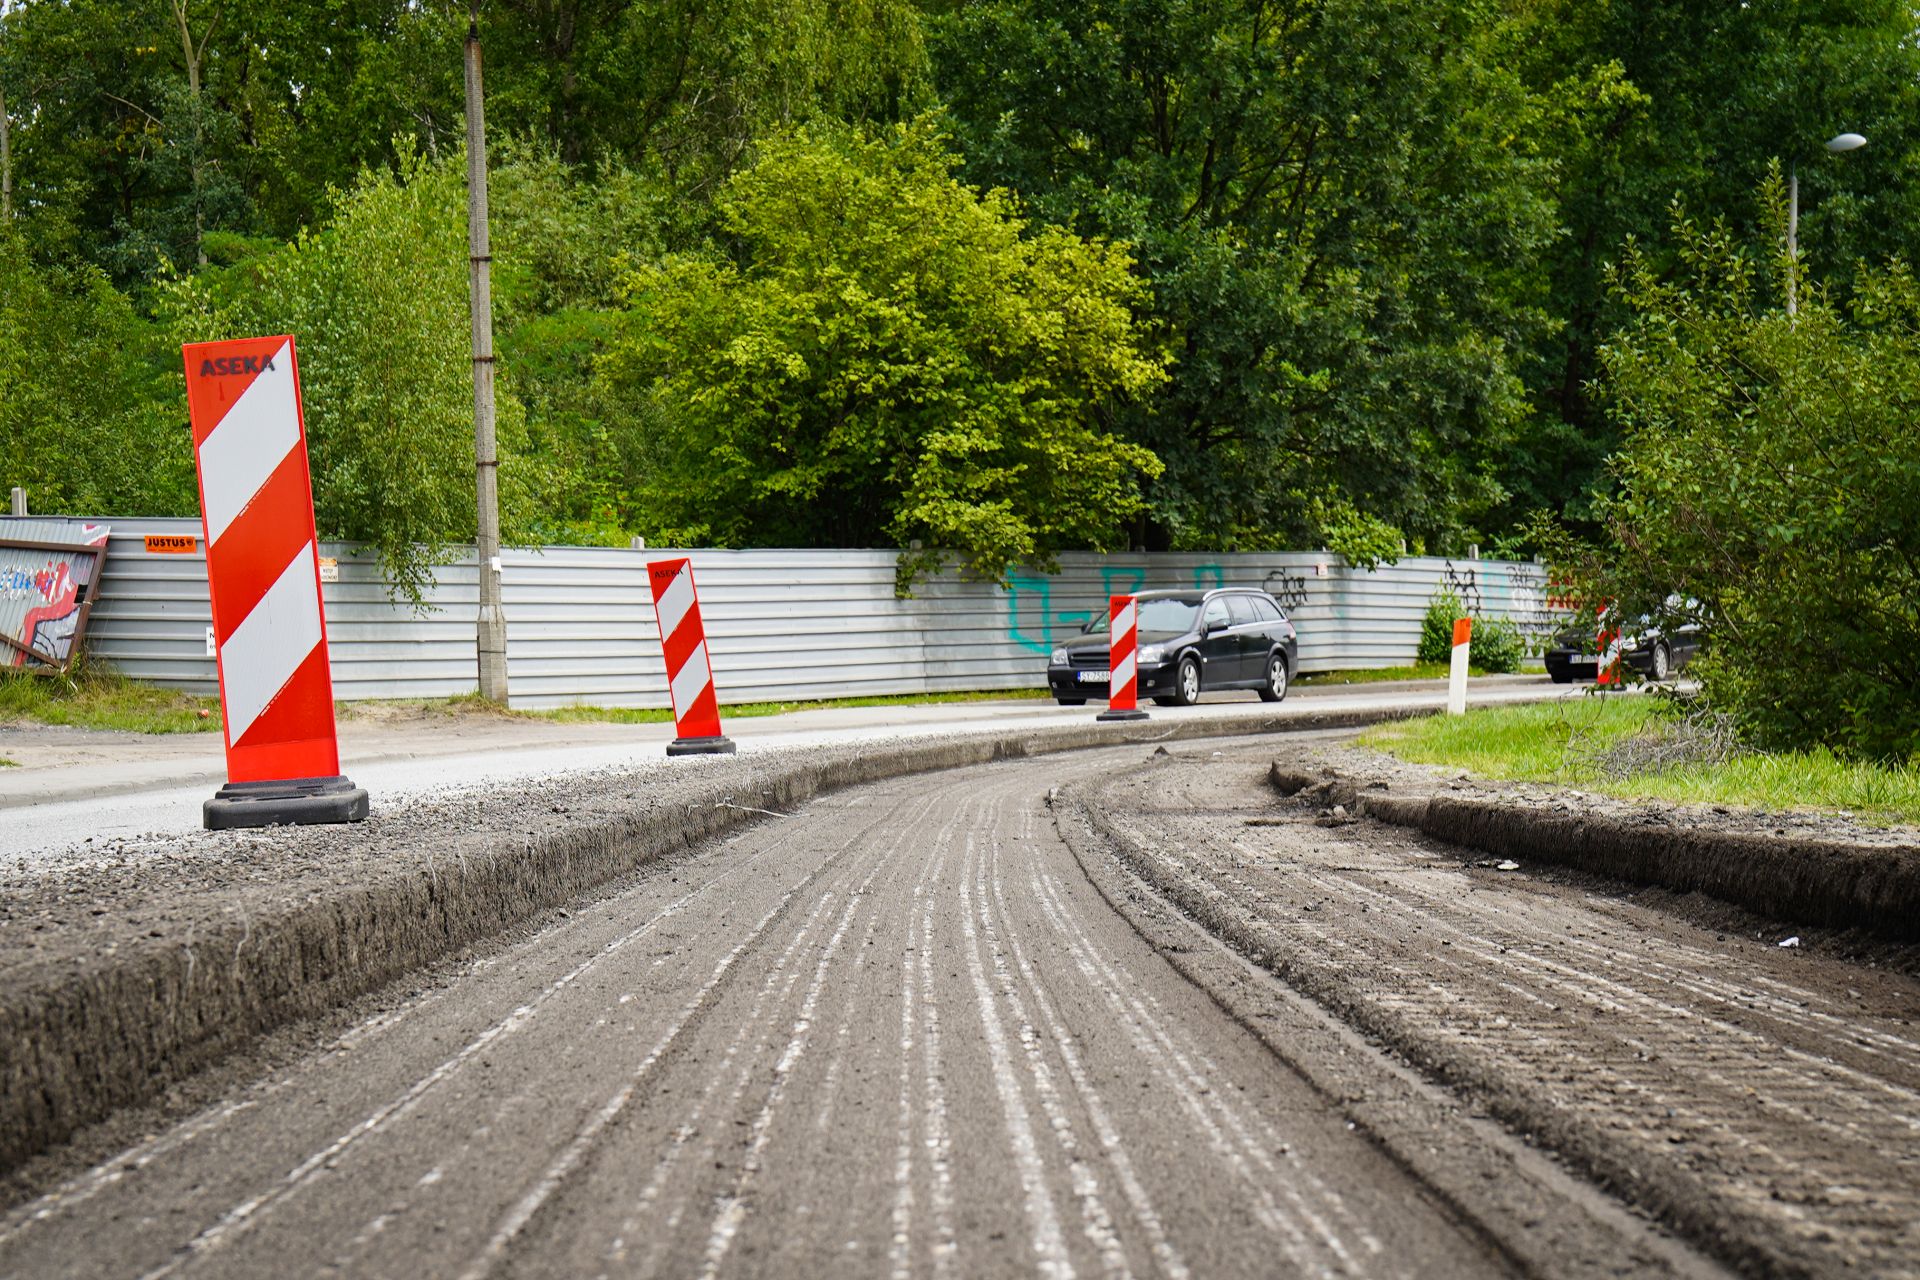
[1417, 589, 1467, 665]
[1586, 177, 1920, 760]
[158, 150, 556, 603]
[598, 121, 1168, 591]
[1417, 588, 1522, 672]
[1470, 615, 1524, 674]
[0, 231, 192, 518]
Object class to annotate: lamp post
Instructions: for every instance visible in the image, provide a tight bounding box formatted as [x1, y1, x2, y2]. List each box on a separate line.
[1787, 132, 1866, 319]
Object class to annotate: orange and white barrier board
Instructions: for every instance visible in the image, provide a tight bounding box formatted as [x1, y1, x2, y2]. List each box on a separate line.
[1096, 593, 1149, 722]
[1448, 617, 1471, 715]
[183, 335, 367, 828]
[648, 557, 735, 755]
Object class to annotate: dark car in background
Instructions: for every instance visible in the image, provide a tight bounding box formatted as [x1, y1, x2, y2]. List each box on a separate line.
[1047, 588, 1298, 707]
[1544, 610, 1703, 683]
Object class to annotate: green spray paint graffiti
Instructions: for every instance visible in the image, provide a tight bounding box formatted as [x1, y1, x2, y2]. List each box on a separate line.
[1103, 566, 1147, 598]
[1004, 563, 1223, 653]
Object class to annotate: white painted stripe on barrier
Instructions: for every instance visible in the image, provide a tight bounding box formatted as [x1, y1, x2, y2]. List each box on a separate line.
[220, 541, 322, 743]
[198, 341, 298, 544]
[669, 638, 711, 716]
[1116, 600, 1136, 639]
[655, 565, 696, 639]
[1114, 652, 1136, 691]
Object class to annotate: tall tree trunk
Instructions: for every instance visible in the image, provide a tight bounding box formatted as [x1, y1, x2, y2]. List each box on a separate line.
[1, 1, 12, 222]
[173, 0, 211, 265]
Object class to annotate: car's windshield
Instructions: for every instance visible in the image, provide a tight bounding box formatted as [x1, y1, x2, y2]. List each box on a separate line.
[1080, 599, 1201, 639]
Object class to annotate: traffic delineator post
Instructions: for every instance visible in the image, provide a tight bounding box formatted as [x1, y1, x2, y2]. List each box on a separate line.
[1096, 594, 1150, 723]
[1447, 616, 1471, 715]
[1597, 606, 1622, 688]
[182, 335, 368, 830]
[648, 557, 735, 756]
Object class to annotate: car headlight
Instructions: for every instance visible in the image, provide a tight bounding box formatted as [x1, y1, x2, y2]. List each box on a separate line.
[1050, 648, 1069, 665]
[1137, 644, 1167, 664]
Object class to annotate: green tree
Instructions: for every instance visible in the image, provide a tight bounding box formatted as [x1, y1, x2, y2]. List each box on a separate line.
[0, 229, 191, 516]
[1590, 182, 1920, 759]
[474, 0, 928, 174]
[158, 150, 552, 602]
[926, 0, 1560, 557]
[0, 0, 461, 280]
[1499, 0, 1920, 532]
[600, 122, 1167, 587]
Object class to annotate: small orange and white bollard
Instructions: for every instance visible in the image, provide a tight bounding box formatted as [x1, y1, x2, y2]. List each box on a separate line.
[1096, 594, 1150, 722]
[1447, 617, 1471, 715]
[648, 557, 735, 755]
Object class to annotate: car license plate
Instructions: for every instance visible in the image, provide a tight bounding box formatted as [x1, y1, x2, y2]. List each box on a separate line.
[1076, 670, 1110, 684]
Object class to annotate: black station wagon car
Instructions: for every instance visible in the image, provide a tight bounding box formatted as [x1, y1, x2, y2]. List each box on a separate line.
[1047, 588, 1299, 707]
[1544, 609, 1703, 683]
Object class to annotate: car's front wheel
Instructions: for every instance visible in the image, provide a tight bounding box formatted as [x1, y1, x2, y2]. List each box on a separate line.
[1171, 654, 1202, 707]
[1649, 641, 1672, 682]
[1055, 697, 1086, 706]
[1258, 652, 1289, 702]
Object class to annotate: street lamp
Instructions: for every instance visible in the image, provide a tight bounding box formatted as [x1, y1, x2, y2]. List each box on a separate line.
[1787, 132, 1866, 318]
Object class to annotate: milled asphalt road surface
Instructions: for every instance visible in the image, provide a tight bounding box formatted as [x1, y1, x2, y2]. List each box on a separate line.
[0, 740, 1546, 1280]
[26, 721, 1904, 1279]
[1071, 745, 1920, 1278]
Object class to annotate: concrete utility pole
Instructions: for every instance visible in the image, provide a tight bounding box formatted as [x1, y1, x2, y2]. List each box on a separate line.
[464, 10, 508, 703]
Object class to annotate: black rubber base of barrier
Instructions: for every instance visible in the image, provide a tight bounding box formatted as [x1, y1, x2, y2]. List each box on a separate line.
[1096, 707, 1151, 722]
[203, 775, 371, 831]
[667, 735, 737, 757]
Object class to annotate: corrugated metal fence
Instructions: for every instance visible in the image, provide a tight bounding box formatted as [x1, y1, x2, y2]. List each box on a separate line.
[46, 516, 1556, 710]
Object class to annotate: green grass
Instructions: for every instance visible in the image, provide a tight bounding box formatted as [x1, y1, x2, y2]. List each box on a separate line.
[0, 757, 17, 768]
[2, 674, 1051, 736]
[0, 666, 222, 734]
[1360, 696, 1920, 824]
[1297, 661, 1536, 685]
[536, 687, 1051, 725]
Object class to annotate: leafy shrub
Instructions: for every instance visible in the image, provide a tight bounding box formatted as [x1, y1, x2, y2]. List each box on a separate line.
[1418, 587, 1522, 672]
[1583, 180, 1920, 759]
[599, 122, 1168, 592]
[1418, 589, 1466, 665]
[1471, 615, 1524, 674]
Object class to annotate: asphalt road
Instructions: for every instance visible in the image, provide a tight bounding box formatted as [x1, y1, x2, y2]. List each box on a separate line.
[21, 731, 1896, 1280]
[0, 678, 1564, 864]
[0, 739, 1539, 1280]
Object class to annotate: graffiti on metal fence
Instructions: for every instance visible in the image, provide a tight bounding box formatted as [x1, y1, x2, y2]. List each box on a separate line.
[1004, 570, 1058, 654]
[0, 519, 111, 672]
[1263, 569, 1310, 611]
[1102, 566, 1147, 600]
[1439, 560, 1484, 615]
[1500, 562, 1561, 640]
[1006, 560, 1298, 651]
